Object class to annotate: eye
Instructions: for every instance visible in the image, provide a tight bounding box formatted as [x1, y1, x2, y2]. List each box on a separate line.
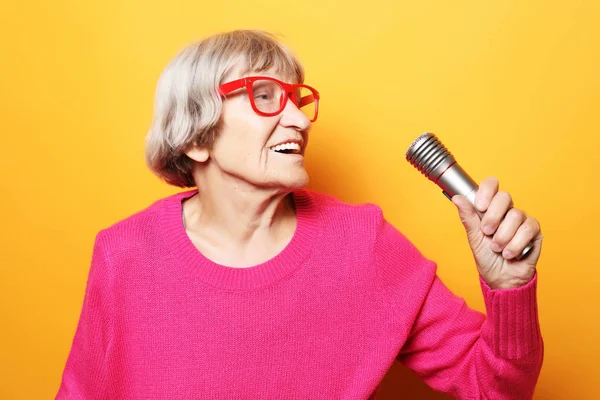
[254, 92, 272, 101]
[251, 80, 280, 104]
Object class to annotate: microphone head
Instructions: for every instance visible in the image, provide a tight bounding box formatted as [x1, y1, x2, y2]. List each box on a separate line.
[405, 132, 456, 182]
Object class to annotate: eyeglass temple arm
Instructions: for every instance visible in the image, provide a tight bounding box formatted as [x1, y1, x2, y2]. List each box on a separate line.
[298, 94, 315, 107]
[219, 79, 246, 96]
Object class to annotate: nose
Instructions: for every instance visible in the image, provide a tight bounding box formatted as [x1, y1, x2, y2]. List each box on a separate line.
[278, 95, 311, 131]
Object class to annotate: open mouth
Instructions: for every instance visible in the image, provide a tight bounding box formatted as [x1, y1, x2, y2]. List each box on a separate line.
[269, 142, 302, 155]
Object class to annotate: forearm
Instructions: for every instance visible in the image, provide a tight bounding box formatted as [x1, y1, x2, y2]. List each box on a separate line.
[474, 272, 543, 399]
[398, 272, 543, 399]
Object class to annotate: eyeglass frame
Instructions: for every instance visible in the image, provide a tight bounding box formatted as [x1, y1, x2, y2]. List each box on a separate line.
[218, 76, 320, 122]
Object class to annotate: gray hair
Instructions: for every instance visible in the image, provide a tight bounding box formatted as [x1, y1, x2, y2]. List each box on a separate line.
[144, 29, 305, 188]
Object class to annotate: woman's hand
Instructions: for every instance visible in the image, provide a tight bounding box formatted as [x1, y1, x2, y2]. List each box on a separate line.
[451, 177, 544, 290]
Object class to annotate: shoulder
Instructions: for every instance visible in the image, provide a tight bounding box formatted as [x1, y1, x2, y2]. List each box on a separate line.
[301, 189, 436, 291]
[302, 189, 383, 223]
[94, 189, 194, 253]
[298, 188, 385, 240]
[301, 189, 430, 260]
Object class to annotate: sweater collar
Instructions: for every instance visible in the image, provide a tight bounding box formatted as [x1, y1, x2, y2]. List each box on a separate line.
[159, 188, 322, 291]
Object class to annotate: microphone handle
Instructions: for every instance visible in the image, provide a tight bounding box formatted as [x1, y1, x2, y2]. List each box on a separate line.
[438, 163, 534, 261]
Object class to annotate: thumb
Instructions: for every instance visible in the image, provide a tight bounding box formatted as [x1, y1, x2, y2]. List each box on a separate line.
[451, 195, 482, 238]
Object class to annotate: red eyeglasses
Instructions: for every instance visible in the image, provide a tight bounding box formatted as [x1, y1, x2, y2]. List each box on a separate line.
[219, 76, 320, 122]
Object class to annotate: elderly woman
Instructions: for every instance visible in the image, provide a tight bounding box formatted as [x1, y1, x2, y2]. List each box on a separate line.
[56, 30, 544, 399]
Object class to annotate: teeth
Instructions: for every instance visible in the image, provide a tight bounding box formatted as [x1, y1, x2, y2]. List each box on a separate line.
[270, 142, 301, 153]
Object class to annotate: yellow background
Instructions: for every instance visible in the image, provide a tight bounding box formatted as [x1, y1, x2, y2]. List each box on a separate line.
[1, 0, 598, 398]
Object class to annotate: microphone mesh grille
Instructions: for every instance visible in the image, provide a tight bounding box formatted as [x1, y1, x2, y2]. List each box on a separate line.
[405, 132, 455, 179]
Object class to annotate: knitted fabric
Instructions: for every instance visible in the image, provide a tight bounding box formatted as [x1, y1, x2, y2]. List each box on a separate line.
[56, 189, 543, 399]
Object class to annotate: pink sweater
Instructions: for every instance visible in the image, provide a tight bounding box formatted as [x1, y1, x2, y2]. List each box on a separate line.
[56, 189, 543, 399]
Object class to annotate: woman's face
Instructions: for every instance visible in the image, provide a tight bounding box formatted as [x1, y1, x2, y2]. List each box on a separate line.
[205, 66, 312, 191]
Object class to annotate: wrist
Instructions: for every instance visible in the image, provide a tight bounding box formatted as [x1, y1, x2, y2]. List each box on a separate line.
[482, 273, 535, 290]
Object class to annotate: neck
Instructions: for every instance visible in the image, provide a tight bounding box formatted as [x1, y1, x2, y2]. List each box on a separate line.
[183, 177, 297, 249]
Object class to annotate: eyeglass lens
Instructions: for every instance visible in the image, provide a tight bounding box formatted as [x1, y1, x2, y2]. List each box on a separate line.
[251, 79, 316, 121]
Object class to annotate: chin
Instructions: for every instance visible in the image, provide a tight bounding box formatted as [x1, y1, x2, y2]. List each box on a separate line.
[282, 172, 309, 190]
[284, 177, 309, 190]
[259, 168, 309, 190]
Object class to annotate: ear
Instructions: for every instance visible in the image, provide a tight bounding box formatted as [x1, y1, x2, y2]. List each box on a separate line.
[185, 145, 210, 163]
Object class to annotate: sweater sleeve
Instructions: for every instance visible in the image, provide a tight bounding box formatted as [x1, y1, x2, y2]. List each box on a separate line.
[55, 230, 114, 400]
[373, 213, 543, 399]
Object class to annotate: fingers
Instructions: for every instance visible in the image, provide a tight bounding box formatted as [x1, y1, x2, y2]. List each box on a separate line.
[489, 208, 527, 254]
[497, 217, 541, 260]
[475, 177, 499, 212]
[476, 177, 542, 260]
[480, 191, 514, 235]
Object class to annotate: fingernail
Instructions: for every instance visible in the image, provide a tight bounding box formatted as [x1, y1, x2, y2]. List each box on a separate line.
[491, 242, 502, 252]
[483, 225, 493, 235]
[503, 250, 514, 259]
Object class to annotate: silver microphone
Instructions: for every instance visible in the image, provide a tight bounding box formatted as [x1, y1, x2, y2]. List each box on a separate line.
[405, 132, 533, 260]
